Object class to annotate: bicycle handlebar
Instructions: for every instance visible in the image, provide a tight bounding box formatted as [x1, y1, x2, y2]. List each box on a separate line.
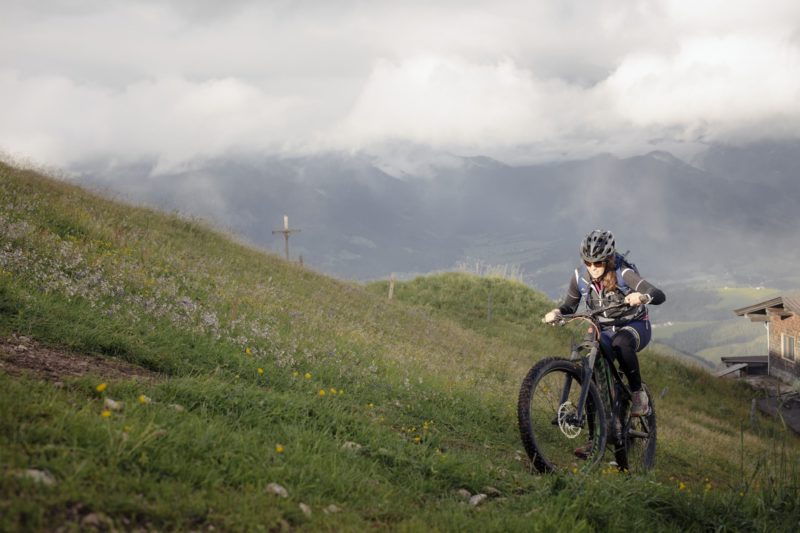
[561, 302, 631, 320]
[542, 302, 631, 325]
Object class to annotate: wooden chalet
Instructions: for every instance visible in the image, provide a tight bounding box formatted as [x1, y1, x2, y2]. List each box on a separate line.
[734, 294, 800, 383]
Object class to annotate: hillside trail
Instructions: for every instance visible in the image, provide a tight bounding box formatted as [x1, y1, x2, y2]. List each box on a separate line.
[0, 334, 159, 383]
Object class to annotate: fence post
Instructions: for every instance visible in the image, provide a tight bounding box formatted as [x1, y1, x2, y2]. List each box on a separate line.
[487, 283, 493, 321]
[388, 273, 395, 300]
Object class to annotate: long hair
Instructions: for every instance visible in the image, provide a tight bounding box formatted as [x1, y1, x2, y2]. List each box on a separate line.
[601, 255, 617, 291]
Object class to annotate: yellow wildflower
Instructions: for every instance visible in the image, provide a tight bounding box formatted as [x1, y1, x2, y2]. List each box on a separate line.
[318, 389, 326, 397]
[292, 371, 299, 378]
[258, 368, 265, 375]
[414, 436, 421, 444]
[138, 395, 151, 404]
[96, 383, 107, 393]
[678, 482, 686, 491]
[101, 410, 112, 418]
[245, 347, 252, 355]
[304, 372, 312, 379]
[275, 444, 285, 454]
[330, 388, 337, 395]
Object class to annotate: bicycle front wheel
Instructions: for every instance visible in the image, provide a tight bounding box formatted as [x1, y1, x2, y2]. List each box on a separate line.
[517, 357, 607, 473]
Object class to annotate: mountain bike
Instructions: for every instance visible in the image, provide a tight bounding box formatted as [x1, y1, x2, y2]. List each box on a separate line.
[517, 304, 656, 473]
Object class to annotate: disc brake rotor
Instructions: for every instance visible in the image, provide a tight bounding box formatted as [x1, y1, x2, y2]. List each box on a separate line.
[557, 401, 582, 439]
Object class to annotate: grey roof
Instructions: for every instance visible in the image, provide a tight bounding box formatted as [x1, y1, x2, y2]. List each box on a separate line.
[734, 292, 800, 316]
[784, 293, 800, 315]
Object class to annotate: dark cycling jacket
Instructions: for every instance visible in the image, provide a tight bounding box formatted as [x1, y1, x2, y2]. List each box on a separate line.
[558, 265, 666, 327]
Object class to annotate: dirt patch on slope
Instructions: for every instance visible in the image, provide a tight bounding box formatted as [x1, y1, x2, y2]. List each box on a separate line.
[0, 334, 159, 381]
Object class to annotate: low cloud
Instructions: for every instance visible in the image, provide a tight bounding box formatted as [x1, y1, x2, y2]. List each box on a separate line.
[0, 71, 307, 170]
[1, 1, 798, 168]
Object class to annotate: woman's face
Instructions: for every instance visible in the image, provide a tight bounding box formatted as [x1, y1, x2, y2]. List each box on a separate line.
[585, 260, 606, 280]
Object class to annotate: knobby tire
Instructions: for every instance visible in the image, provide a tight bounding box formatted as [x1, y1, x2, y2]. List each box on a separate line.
[517, 357, 607, 473]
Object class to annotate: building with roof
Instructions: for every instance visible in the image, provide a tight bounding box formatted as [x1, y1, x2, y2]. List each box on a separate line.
[734, 294, 800, 383]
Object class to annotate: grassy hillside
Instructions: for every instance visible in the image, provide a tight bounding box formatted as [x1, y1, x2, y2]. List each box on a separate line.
[1, 161, 798, 531]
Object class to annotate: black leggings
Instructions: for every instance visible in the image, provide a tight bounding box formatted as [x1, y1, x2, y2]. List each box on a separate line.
[611, 330, 642, 392]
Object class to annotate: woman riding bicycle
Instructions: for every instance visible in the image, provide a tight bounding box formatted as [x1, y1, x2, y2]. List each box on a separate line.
[543, 229, 665, 417]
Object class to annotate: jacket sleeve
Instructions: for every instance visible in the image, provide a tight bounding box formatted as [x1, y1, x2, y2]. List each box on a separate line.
[621, 269, 666, 305]
[558, 270, 583, 314]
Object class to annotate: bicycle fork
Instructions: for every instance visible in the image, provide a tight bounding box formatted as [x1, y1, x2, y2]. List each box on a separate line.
[557, 343, 598, 428]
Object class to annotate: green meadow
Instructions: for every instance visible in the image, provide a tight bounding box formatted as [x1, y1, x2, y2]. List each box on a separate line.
[1, 162, 798, 531]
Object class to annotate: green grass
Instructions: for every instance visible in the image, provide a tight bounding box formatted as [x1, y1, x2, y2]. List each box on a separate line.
[1, 161, 799, 531]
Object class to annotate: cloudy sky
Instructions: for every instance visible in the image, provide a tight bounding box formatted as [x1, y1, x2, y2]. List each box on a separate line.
[1, 0, 799, 169]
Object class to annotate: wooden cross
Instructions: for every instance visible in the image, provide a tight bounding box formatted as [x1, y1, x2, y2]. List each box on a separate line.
[272, 215, 301, 261]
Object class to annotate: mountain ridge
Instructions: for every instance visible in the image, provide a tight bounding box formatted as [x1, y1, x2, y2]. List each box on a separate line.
[67, 141, 799, 293]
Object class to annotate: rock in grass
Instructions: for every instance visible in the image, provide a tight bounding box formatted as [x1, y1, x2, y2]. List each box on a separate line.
[456, 489, 471, 501]
[483, 486, 502, 497]
[469, 494, 488, 507]
[80, 512, 113, 529]
[341, 441, 362, 452]
[323, 504, 341, 514]
[104, 398, 123, 411]
[299, 503, 312, 517]
[15, 469, 56, 487]
[266, 483, 289, 498]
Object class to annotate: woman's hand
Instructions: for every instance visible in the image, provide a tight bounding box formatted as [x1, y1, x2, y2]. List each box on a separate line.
[543, 309, 562, 324]
[624, 292, 651, 306]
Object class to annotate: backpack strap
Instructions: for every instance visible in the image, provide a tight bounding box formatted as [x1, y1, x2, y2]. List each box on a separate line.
[615, 267, 629, 294]
[615, 252, 639, 295]
[576, 267, 590, 299]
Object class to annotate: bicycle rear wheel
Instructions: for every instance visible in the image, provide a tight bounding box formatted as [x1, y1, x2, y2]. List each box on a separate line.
[517, 357, 607, 473]
[616, 384, 656, 473]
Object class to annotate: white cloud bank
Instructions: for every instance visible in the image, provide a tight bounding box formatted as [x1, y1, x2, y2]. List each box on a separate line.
[1, 0, 798, 168]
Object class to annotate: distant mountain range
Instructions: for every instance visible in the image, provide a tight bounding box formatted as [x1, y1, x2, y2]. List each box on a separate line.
[71, 140, 800, 298]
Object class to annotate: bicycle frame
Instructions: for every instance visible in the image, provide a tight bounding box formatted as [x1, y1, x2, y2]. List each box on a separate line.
[564, 333, 600, 426]
[558, 305, 636, 441]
